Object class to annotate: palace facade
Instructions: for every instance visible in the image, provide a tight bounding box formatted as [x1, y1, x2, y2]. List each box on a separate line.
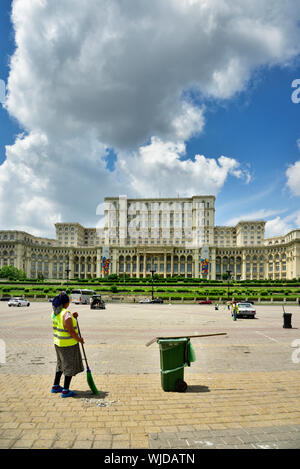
[1, 195, 300, 280]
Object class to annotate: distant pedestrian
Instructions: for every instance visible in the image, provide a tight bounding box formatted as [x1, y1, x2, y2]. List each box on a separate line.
[51, 292, 84, 398]
[231, 302, 238, 321]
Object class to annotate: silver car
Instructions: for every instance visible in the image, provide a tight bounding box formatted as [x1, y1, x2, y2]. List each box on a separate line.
[237, 302, 256, 319]
[8, 297, 30, 307]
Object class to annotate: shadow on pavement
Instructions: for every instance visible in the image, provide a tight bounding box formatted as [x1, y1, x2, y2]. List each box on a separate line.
[187, 385, 210, 393]
[73, 389, 109, 399]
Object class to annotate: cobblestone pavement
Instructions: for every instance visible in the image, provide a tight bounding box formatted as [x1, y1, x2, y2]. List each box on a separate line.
[1, 302, 300, 449]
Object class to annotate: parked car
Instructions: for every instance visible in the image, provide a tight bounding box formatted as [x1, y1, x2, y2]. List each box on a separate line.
[8, 297, 30, 307]
[90, 295, 106, 310]
[0, 296, 11, 302]
[236, 302, 256, 319]
[199, 300, 212, 305]
[139, 298, 163, 304]
[151, 298, 164, 304]
[71, 289, 95, 305]
[139, 298, 152, 304]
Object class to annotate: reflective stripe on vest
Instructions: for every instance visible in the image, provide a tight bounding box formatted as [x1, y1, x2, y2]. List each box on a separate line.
[52, 308, 78, 347]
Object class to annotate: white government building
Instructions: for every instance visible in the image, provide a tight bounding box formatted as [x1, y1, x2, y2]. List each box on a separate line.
[0, 195, 299, 280]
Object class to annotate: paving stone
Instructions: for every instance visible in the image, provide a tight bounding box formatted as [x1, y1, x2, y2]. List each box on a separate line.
[2, 303, 300, 450]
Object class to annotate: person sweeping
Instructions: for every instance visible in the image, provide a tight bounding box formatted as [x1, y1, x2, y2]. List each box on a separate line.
[51, 292, 84, 398]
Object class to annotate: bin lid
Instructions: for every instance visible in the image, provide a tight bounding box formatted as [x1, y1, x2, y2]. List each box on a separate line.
[157, 338, 189, 344]
[146, 332, 227, 347]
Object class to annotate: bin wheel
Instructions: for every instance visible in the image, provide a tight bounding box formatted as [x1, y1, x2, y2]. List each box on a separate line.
[175, 379, 188, 393]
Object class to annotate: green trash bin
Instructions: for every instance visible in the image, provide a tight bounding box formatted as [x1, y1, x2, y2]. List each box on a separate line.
[157, 338, 196, 392]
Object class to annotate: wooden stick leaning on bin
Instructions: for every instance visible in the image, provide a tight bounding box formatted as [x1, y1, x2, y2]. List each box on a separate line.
[145, 332, 227, 347]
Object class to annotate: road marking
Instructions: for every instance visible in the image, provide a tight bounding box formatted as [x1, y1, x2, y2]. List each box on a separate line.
[255, 331, 280, 343]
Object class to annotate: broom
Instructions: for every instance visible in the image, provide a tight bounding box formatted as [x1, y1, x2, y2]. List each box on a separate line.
[76, 319, 99, 395]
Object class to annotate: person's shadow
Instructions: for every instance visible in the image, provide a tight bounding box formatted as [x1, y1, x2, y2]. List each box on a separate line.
[74, 389, 109, 399]
[187, 385, 210, 393]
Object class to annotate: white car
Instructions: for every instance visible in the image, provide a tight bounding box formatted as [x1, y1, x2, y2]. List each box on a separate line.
[8, 297, 30, 307]
[237, 302, 256, 319]
[139, 298, 152, 304]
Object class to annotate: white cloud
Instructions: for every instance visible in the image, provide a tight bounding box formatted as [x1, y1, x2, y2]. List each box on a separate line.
[265, 217, 294, 238]
[265, 210, 300, 237]
[225, 208, 287, 227]
[0, 130, 120, 237]
[1, 0, 300, 235]
[225, 207, 300, 237]
[116, 137, 251, 198]
[286, 160, 300, 197]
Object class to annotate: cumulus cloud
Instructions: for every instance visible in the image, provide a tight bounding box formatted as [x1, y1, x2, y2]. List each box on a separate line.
[1, 0, 300, 235]
[0, 130, 121, 236]
[265, 217, 294, 238]
[265, 211, 300, 237]
[116, 137, 250, 198]
[225, 209, 287, 227]
[7, 0, 300, 147]
[286, 160, 300, 197]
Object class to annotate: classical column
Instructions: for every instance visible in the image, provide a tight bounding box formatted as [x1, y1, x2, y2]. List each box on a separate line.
[294, 245, 300, 279]
[137, 253, 140, 278]
[130, 255, 133, 278]
[171, 254, 174, 277]
[210, 248, 216, 280]
[96, 249, 102, 278]
[143, 252, 146, 278]
[15, 244, 24, 271]
[25, 255, 31, 279]
[69, 252, 74, 279]
[241, 252, 246, 280]
[164, 252, 167, 278]
[194, 252, 199, 278]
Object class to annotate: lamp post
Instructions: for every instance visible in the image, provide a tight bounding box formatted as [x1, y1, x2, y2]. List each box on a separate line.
[150, 269, 156, 301]
[226, 269, 232, 301]
[65, 266, 71, 288]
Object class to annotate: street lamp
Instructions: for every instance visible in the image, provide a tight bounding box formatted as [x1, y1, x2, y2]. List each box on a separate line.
[150, 269, 156, 301]
[226, 269, 232, 301]
[65, 266, 71, 285]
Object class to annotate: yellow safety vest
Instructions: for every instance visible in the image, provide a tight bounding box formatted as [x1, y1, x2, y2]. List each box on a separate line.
[52, 308, 78, 347]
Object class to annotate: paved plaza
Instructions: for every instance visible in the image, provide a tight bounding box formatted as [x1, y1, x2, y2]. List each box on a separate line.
[0, 301, 300, 449]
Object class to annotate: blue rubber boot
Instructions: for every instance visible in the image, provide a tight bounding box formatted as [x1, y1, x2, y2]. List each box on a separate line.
[61, 389, 76, 398]
[51, 385, 63, 393]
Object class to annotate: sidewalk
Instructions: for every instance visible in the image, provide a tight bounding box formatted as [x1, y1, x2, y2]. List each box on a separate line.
[1, 370, 300, 449]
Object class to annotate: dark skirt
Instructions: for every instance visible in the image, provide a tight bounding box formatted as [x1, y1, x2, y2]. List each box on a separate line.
[55, 343, 84, 377]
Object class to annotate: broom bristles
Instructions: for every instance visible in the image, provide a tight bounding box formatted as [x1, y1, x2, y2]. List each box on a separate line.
[87, 370, 99, 395]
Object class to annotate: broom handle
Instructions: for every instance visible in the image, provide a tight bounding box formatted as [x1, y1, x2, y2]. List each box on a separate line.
[146, 332, 227, 347]
[76, 319, 90, 370]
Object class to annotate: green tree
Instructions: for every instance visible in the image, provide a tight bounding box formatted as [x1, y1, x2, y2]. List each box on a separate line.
[0, 265, 27, 281]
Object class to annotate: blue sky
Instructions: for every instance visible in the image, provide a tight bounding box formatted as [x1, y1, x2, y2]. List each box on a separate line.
[0, 1, 300, 237]
[0, 0, 19, 164]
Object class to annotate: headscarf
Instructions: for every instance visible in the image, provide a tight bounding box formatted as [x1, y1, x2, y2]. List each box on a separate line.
[52, 291, 69, 316]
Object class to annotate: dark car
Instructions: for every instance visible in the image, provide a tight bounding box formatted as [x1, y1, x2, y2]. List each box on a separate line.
[0, 296, 11, 302]
[90, 295, 106, 309]
[151, 298, 164, 304]
[199, 300, 212, 305]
